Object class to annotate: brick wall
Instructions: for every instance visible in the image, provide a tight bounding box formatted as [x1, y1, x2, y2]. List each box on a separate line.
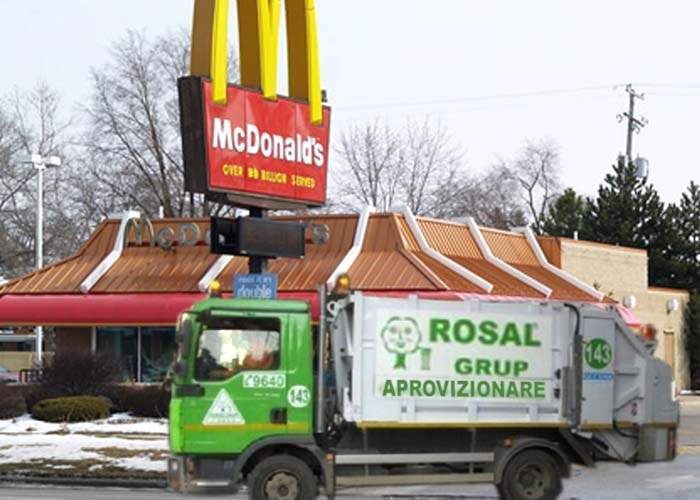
[560, 240, 648, 300]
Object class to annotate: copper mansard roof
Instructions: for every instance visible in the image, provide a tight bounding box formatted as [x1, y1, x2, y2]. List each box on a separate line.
[0, 209, 604, 303]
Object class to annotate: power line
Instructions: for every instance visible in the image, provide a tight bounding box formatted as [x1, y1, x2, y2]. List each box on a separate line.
[336, 84, 622, 112]
[336, 82, 700, 113]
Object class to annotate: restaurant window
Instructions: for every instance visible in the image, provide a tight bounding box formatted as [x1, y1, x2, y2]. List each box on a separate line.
[195, 318, 281, 382]
[96, 327, 138, 381]
[140, 327, 176, 383]
[96, 326, 176, 383]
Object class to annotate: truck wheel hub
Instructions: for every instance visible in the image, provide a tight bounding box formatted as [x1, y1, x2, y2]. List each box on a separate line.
[516, 464, 545, 496]
[264, 472, 299, 500]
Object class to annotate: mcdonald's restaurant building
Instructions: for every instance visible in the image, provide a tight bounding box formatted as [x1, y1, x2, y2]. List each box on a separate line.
[0, 210, 690, 389]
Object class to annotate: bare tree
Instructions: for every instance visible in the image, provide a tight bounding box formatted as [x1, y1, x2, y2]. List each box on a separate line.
[498, 139, 562, 233]
[437, 166, 528, 230]
[334, 121, 402, 212]
[78, 29, 238, 220]
[0, 84, 81, 279]
[334, 119, 463, 215]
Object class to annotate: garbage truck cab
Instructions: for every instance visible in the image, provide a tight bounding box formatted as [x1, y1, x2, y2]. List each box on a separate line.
[168, 297, 327, 496]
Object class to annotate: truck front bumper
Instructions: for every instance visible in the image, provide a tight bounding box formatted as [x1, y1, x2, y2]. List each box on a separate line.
[167, 455, 238, 492]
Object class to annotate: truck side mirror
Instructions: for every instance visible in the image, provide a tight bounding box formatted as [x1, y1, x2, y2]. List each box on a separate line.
[177, 313, 195, 358]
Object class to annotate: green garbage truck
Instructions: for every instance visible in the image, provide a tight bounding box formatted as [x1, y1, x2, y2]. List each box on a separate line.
[167, 287, 679, 500]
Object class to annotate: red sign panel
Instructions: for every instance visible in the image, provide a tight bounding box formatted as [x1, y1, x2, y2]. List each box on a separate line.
[179, 77, 330, 208]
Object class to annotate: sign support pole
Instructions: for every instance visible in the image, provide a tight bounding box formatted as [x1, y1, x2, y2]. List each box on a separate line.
[248, 208, 268, 274]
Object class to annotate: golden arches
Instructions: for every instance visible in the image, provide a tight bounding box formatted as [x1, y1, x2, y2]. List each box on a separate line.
[190, 0, 323, 125]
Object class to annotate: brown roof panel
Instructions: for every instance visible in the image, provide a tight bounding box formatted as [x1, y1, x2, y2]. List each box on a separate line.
[350, 214, 443, 290]
[418, 218, 483, 259]
[481, 227, 595, 300]
[349, 251, 441, 290]
[454, 257, 543, 297]
[1, 221, 119, 294]
[92, 220, 216, 293]
[0, 212, 603, 303]
[512, 264, 593, 301]
[396, 215, 486, 292]
[536, 236, 562, 268]
[418, 218, 543, 298]
[481, 228, 540, 266]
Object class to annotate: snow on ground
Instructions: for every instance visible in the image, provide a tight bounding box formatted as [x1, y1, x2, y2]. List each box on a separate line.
[0, 413, 167, 435]
[0, 413, 168, 477]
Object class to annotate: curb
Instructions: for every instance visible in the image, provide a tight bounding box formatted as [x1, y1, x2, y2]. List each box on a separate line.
[0, 475, 167, 489]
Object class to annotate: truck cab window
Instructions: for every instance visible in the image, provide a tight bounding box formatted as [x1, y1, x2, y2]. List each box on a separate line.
[195, 318, 281, 381]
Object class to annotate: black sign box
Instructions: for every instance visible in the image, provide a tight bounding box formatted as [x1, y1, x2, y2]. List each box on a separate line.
[210, 216, 305, 259]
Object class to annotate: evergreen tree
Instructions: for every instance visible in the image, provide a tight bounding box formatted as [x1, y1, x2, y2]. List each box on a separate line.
[581, 156, 664, 247]
[581, 156, 668, 284]
[685, 291, 700, 388]
[542, 188, 586, 237]
[676, 181, 700, 289]
[652, 203, 691, 289]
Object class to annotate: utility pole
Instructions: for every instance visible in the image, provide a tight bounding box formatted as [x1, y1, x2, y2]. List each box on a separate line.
[617, 84, 648, 162]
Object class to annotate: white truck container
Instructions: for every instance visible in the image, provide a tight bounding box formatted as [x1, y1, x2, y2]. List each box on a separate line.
[328, 293, 678, 468]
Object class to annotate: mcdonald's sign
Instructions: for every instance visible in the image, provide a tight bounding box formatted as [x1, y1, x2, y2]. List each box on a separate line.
[179, 0, 330, 209]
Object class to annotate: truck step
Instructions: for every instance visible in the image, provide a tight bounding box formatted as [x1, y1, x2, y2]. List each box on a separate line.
[191, 479, 231, 487]
[336, 472, 494, 487]
[335, 452, 494, 465]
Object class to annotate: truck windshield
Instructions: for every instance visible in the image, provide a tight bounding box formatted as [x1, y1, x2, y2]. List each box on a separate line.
[195, 317, 281, 382]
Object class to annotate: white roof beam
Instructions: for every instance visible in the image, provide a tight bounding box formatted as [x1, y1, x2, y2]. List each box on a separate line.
[524, 228, 605, 301]
[198, 255, 234, 293]
[79, 210, 141, 294]
[466, 218, 553, 297]
[326, 206, 376, 289]
[401, 207, 493, 294]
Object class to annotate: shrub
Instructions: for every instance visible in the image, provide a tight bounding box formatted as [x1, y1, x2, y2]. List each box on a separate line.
[32, 396, 110, 423]
[0, 385, 27, 419]
[104, 384, 169, 418]
[38, 349, 125, 398]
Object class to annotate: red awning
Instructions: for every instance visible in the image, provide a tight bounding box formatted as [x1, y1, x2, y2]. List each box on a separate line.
[0, 292, 320, 326]
[0, 290, 637, 329]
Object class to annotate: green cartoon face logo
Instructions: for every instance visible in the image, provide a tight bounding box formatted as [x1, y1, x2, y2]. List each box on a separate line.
[381, 317, 422, 369]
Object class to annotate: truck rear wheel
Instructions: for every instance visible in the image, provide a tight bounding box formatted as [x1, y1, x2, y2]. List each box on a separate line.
[498, 449, 562, 500]
[247, 454, 318, 500]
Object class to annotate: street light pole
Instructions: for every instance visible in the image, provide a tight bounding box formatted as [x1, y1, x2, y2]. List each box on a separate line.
[36, 162, 44, 270]
[20, 154, 61, 366]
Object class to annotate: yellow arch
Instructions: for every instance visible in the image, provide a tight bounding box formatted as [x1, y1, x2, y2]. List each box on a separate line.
[190, 0, 323, 125]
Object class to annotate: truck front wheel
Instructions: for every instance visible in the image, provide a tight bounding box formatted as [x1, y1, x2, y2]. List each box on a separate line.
[247, 454, 318, 500]
[498, 449, 562, 500]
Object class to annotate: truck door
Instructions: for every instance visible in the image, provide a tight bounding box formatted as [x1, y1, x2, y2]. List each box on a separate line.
[181, 314, 289, 454]
[580, 315, 616, 429]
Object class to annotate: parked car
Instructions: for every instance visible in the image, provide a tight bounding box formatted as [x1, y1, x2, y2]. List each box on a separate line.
[0, 364, 18, 384]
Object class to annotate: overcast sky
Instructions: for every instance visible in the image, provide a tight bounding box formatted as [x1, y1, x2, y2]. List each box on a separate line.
[2, 0, 699, 203]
